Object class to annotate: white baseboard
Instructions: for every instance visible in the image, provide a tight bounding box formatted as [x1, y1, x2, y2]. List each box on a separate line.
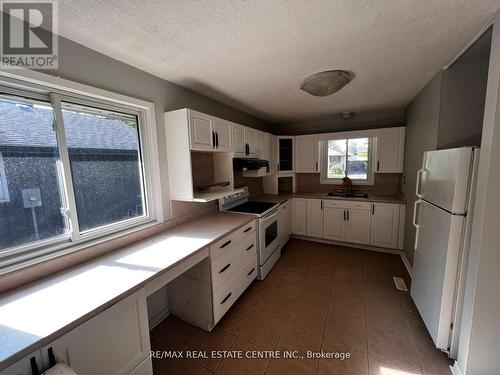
[291, 235, 401, 255]
[400, 251, 413, 278]
[451, 362, 464, 375]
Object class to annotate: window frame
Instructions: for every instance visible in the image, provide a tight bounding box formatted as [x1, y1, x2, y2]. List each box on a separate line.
[0, 70, 164, 274]
[320, 137, 375, 185]
[0, 152, 9, 203]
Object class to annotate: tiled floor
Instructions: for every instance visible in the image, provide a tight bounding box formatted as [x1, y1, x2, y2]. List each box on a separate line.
[150, 239, 453, 375]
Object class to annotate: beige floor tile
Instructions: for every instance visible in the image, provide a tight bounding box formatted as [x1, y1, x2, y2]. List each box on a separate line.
[153, 358, 213, 375]
[239, 312, 284, 349]
[217, 303, 253, 336]
[285, 305, 327, 333]
[267, 280, 301, 300]
[368, 352, 422, 375]
[256, 293, 295, 321]
[367, 317, 420, 370]
[318, 340, 369, 375]
[265, 357, 316, 375]
[215, 338, 270, 375]
[324, 309, 367, 351]
[190, 329, 237, 371]
[279, 325, 323, 352]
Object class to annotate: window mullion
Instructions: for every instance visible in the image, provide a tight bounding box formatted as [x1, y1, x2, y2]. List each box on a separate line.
[49, 93, 81, 241]
[344, 139, 349, 178]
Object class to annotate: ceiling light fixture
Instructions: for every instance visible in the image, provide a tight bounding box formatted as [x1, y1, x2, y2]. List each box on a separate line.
[300, 70, 354, 97]
[340, 111, 355, 120]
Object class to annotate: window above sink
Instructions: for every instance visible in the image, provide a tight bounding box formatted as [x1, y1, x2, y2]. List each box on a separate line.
[320, 137, 374, 185]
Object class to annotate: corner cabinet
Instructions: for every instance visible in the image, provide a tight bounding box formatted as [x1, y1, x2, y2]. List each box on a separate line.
[375, 127, 405, 173]
[295, 135, 319, 173]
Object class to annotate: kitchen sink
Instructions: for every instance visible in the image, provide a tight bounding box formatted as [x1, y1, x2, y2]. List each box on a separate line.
[327, 191, 369, 199]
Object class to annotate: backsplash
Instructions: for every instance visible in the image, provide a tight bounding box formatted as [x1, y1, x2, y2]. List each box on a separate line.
[296, 173, 403, 195]
[234, 172, 265, 197]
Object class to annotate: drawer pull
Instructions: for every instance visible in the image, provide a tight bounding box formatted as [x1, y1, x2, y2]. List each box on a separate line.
[221, 292, 232, 304]
[30, 356, 39, 375]
[244, 226, 253, 233]
[247, 267, 256, 276]
[220, 240, 232, 249]
[219, 263, 231, 273]
[246, 244, 254, 251]
[48, 347, 56, 367]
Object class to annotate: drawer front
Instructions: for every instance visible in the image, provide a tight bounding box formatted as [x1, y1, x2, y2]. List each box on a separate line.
[211, 233, 257, 292]
[209, 220, 256, 260]
[235, 220, 256, 241]
[323, 199, 371, 211]
[213, 254, 257, 324]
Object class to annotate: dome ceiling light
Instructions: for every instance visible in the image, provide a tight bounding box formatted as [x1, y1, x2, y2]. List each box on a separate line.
[300, 70, 354, 97]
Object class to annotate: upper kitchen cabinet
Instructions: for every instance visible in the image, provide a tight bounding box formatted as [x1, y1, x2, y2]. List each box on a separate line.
[170, 108, 233, 152]
[375, 127, 405, 173]
[233, 125, 258, 157]
[277, 136, 294, 174]
[165, 109, 237, 202]
[295, 135, 319, 173]
[212, 117, 233, 152]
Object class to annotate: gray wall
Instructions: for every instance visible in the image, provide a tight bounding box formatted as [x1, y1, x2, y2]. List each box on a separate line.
[438, 29, 492, 149]
[402, 73, 441, 265]
[41, 35, 270, 220]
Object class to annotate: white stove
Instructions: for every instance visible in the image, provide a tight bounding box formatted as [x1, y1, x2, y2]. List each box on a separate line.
[219, 188, 281, 279]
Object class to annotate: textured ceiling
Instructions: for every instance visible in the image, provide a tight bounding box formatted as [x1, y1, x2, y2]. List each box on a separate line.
[57, 0, 499, 124]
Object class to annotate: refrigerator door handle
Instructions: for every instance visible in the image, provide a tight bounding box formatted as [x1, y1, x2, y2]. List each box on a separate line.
[416, 168, 426, 198]
[413, 199, 422, 249]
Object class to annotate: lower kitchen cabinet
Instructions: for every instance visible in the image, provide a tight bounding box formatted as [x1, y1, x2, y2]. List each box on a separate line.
[2, 350, 44, 375]
[370, 202, 400, 249]
[323, 204, 346, 241]
[306, 199, 323, 238]
[345, 208, 371, 245]
[292, 198, 307, 236]
[292, 198, 403, 249]
[41, 289, 151, 375]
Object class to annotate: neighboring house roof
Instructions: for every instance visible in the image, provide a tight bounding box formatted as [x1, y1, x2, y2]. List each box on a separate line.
[0, 101, 139, 151]
[328, 148, 345, 156]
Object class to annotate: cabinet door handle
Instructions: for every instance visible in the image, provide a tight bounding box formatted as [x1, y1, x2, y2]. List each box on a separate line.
[246, 244, 254, 251]
[320, 200, 323, 210]
[48, 347, 56, 367]
[372, 203, 375, 215]
[347, 210, 349, 221]
[220, 240, 232, 249]
[377, 160, 380, 171]
[245, 143, 249, 155]
[221, 292, 232, 304]
[212, 131, 216, 148]
[244, 226, 252, 233]
[247, 267, 256, 276]
[343, 210, 346, 221]
[219, 263, 231, 273]
[215, 132, 219, 148]
[30, 356, 39, 375]
[315, 161, 318, 172]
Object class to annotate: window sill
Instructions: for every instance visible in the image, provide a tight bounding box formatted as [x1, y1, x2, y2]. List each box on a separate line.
[0, 219, 159, 276]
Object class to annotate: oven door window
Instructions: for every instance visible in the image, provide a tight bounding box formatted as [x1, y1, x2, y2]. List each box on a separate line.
[265, 220, 278, 247]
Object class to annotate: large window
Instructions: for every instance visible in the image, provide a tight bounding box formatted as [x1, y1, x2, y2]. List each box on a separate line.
[321, 137, 373, 184]
[0, 87, 150, 260]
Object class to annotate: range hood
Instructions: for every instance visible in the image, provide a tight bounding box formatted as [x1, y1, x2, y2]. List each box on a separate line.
[233, 158, 270, 177]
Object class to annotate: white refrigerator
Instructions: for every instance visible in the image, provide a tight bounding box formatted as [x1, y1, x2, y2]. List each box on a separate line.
[411, 146, 479, 358]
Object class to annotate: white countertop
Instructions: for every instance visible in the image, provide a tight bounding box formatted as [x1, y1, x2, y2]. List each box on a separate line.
[0, 212, 254, 370]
